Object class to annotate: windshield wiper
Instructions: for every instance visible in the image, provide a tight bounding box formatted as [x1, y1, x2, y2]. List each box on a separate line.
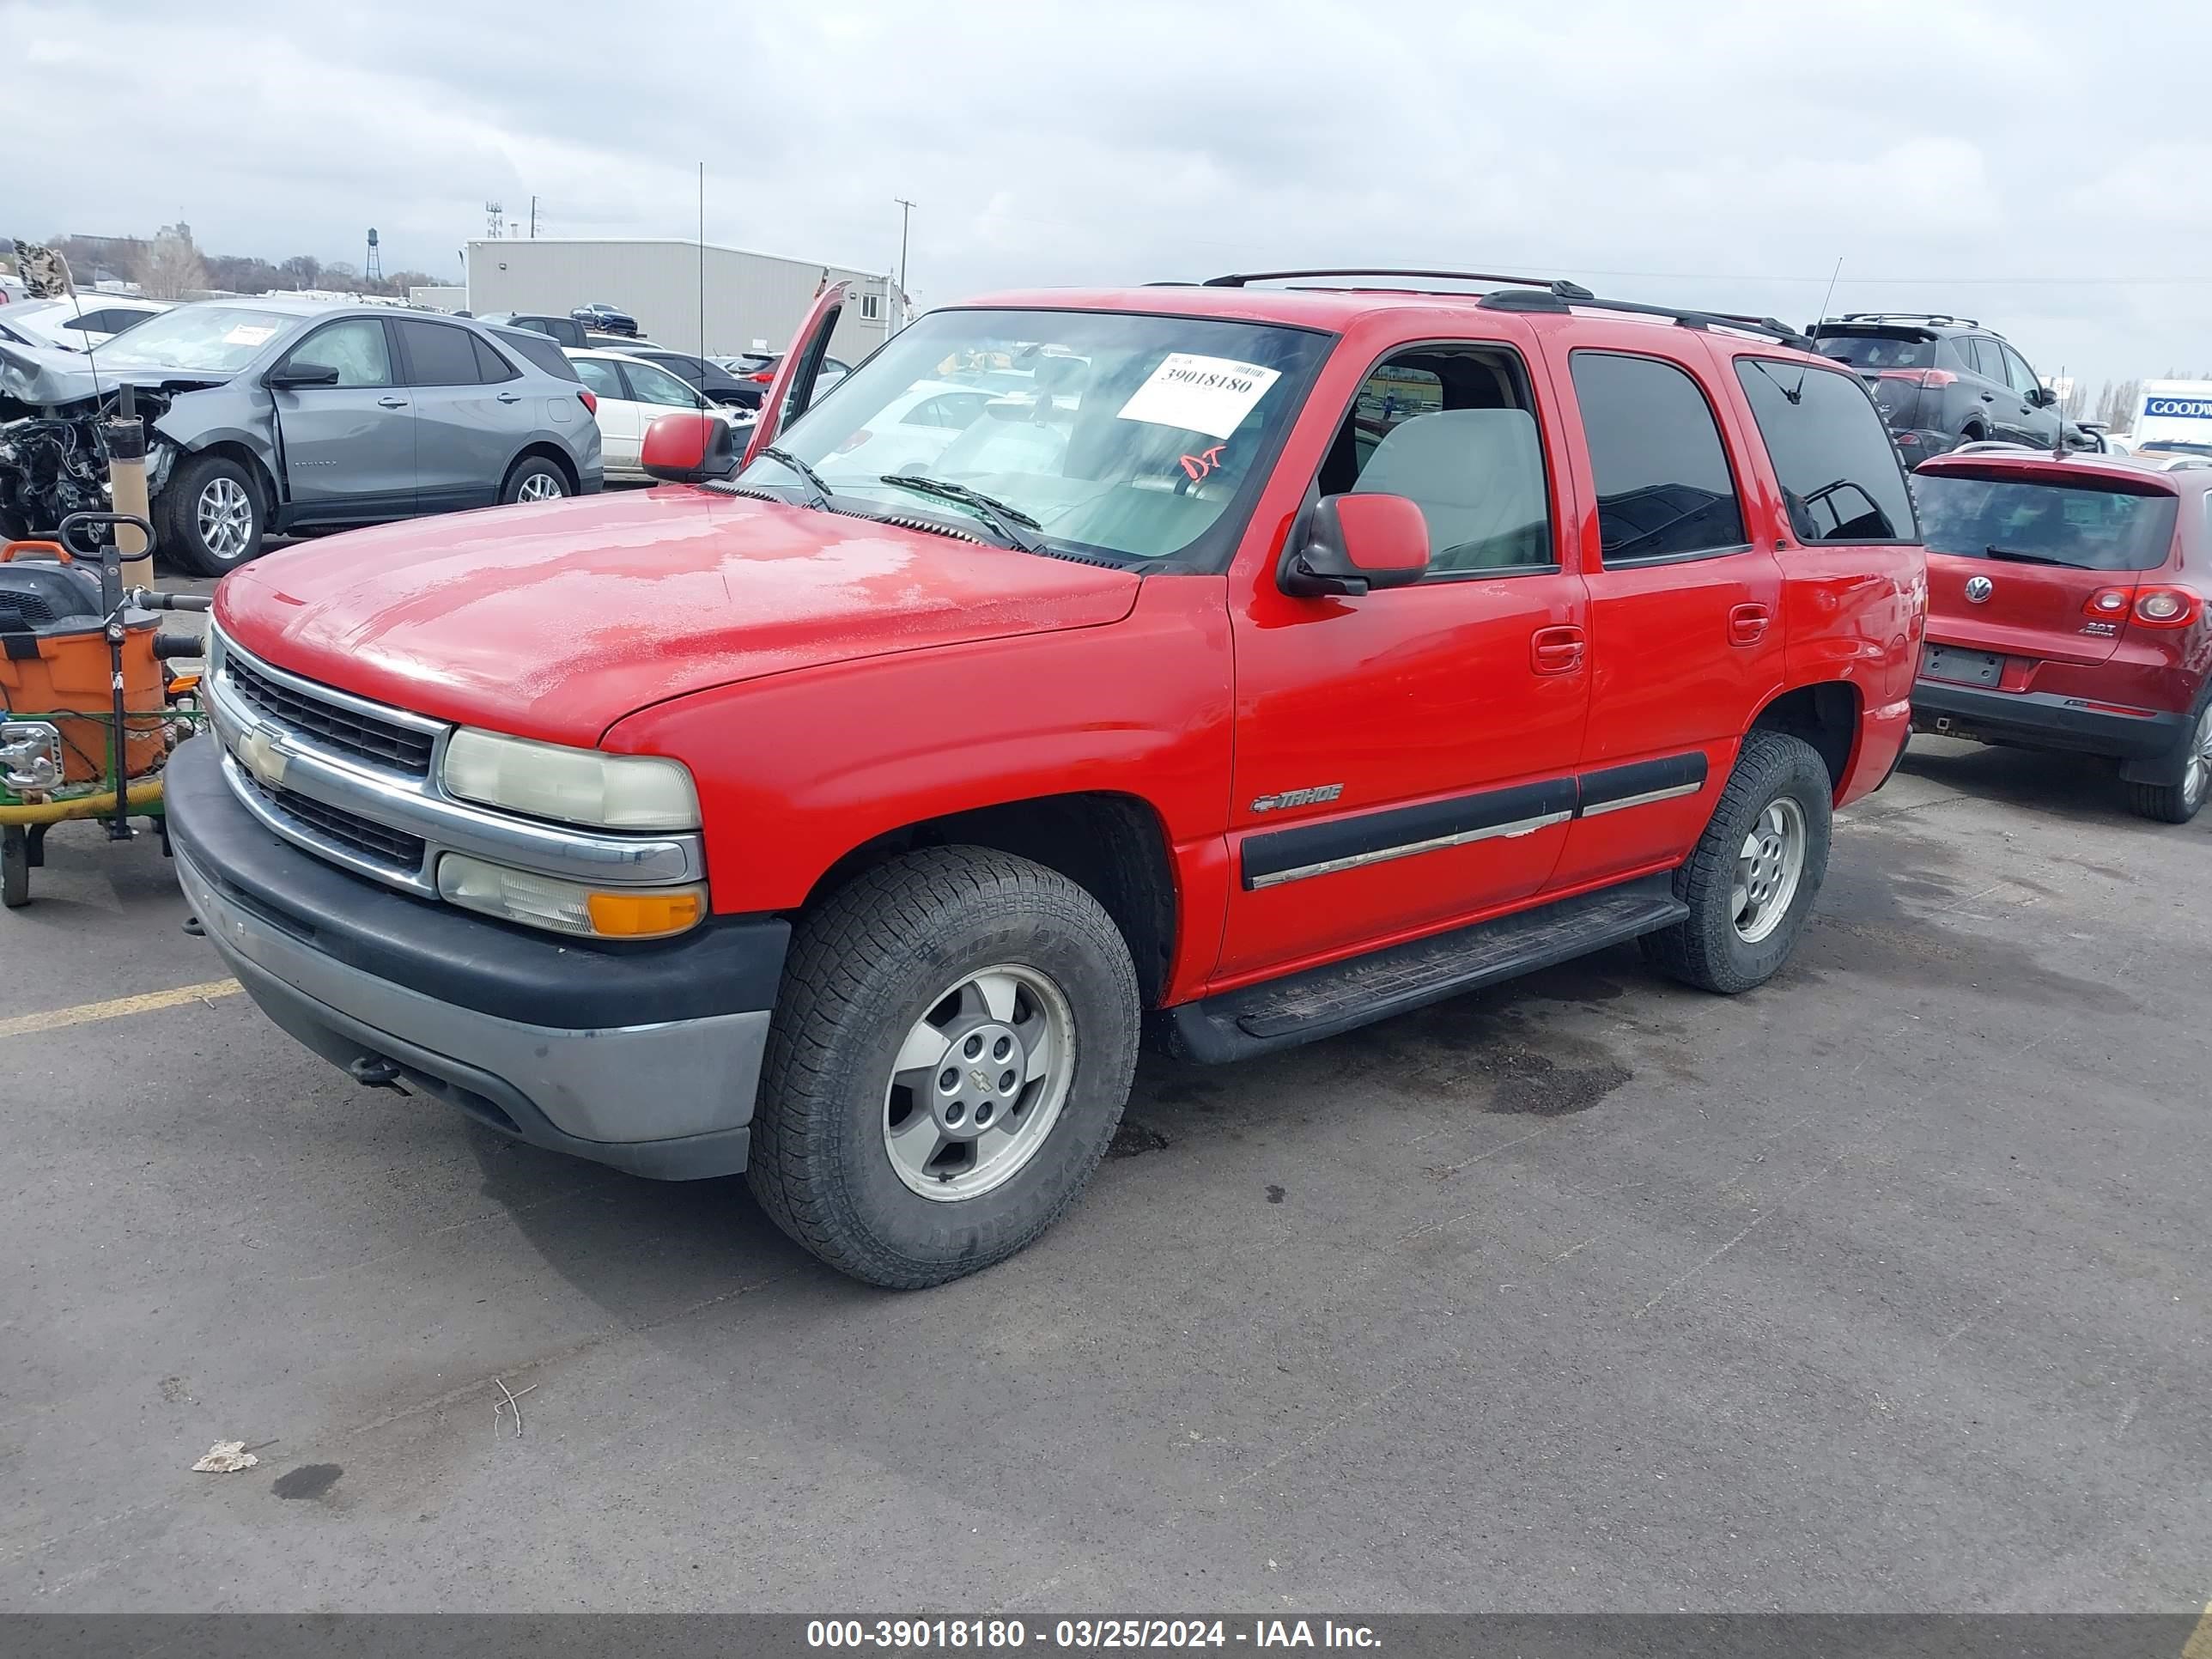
[1983, 544, 2070, 566]
[760, 446, 831, 507]
[877, 474, 1045, 553]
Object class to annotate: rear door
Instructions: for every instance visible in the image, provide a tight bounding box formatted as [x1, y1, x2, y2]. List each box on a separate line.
[1914, 465, 2183, 672]
[270, 316, 415, 514]
[393, 318, 526, 512]
[570, 357, 641, 472]
[1544, 342, 1784, 889]
[1997, 343, 2059, 447]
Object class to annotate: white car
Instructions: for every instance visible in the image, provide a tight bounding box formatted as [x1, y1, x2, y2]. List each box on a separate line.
[811, 379, 1000, 483]
[0, 295, 171, 351]
[565, 349, 747, 481]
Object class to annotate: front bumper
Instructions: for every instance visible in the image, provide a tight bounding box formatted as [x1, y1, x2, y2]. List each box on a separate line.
[1911, 678, 2185, 761]
[167, 735, 787, 1180]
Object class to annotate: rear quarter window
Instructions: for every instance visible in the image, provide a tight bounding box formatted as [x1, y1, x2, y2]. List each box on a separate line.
[1735, 358, 1918, 544]
[495, 328, 579, 380]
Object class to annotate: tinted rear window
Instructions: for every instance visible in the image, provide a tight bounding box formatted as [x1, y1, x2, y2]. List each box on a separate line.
[494, 328, 578, 380]
[1917, 473, 2179, 571]
[1814, 330, 1936, 371]
[1735, 358, 1917, 543]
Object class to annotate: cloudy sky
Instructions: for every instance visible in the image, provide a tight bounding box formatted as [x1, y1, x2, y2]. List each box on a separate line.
[7, 0, 2203, 393]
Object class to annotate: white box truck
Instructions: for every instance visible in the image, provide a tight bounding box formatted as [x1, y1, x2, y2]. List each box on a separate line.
[2133, 380, 2212, 456]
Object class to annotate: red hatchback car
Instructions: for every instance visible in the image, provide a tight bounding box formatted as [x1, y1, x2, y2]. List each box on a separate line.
[1911, 449, 2212, 820]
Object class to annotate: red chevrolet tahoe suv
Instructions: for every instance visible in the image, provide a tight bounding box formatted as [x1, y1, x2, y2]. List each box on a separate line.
[1910, 447, 2212, 821]
[167, 270, 1925, 1286]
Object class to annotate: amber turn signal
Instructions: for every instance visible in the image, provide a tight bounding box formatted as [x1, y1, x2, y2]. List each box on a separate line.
[586, 888, 707, 938]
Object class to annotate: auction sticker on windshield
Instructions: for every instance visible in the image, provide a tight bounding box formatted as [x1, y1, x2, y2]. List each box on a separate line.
[1118, 353, 1282, 440]
[223, 325, 278, 347]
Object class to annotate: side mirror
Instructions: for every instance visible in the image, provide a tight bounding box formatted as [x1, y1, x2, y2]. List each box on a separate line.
[2030, 386, 2058, 408]
[266, 361, 340, 390]
[1281, 494, 1429, 597]
[641, 410, 738, 483]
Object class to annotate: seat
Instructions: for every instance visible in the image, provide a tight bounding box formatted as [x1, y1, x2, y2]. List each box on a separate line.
[1352, 408, 1548, 570]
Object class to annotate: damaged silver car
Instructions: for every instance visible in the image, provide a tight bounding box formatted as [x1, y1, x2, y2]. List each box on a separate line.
[0, 298, 603, 574]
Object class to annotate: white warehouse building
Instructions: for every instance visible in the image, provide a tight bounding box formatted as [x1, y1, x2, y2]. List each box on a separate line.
[460, 238, 897, 362]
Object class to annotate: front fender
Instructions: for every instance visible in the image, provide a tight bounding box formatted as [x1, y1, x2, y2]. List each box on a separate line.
[600, 574, 1237, 928]
[152, 388, 280, 501]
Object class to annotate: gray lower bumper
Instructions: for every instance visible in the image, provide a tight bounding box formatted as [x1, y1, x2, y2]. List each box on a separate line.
[177, 843, 767, 1180]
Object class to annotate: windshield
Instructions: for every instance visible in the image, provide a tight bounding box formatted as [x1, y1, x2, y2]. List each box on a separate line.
[99, 305, 295, 372]
[739, 307, 1330, 562]
[1814, 330, 1936, 371]
[1917, 473, 2179, 571]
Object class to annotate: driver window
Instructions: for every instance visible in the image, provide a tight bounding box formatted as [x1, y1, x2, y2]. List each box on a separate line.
[1316, 344, 1555, 575]
[284, 319, 392, 389]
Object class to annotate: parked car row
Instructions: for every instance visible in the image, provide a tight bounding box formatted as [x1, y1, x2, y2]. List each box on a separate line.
[1808, 312, 2079, 463]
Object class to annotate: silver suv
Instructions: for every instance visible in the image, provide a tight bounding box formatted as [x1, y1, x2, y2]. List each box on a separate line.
[0, 298, 603, 574]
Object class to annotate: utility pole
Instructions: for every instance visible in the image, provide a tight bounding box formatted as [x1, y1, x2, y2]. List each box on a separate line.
[529, 195, 538, 239]
[894, 198, 915, 307]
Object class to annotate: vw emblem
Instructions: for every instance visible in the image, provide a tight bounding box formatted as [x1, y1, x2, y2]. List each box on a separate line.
[1964, 574, 1994, 604]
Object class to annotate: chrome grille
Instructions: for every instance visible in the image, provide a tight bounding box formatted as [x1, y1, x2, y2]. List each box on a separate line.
[238, 769, 428, 873]
[223, 650, 436, 776]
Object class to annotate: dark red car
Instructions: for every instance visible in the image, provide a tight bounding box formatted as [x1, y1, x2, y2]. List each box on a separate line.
[1911, 449, 2212, 820]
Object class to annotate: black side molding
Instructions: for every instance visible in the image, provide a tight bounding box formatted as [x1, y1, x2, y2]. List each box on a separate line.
[1164, 873, 1687, 1064]
[1241, 777, 1576, 890]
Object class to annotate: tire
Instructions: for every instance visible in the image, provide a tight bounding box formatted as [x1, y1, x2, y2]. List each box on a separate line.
[1640, 732, 1833, 994]
[2124, 697, 2212, 824]
[158, 453, 264, 576]
[500, 453, 570, 506]
[748, 847, 1141, 1288]
[3, 827, 27, 908]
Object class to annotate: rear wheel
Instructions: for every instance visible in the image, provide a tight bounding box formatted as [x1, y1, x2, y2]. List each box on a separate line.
[500, 454, 570, 505]
[748, 847, 1140, 1288]
[2125, 700, 2212, 823]
[1642, 732, 1833, 994]
[158, 454, 264, 576]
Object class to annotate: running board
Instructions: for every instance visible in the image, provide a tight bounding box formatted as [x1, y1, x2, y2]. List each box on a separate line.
[1164, 874, 1686, 1064]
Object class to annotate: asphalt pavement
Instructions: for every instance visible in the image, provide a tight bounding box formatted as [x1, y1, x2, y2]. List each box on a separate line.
[3, 708, 2209, 1612]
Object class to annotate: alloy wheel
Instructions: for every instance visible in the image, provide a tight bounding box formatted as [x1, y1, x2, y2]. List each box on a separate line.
[197, 477, 254, 561]
[1733, 797, 1807, 945]
[882, 963, 1074, 1201]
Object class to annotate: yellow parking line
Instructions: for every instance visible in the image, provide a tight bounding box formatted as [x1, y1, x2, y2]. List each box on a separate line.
[0, 979, 240, 1040]
[2182, 1602, 2212, 1659]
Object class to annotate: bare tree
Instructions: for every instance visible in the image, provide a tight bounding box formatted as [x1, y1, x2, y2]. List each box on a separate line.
[143, 224, 208, 300]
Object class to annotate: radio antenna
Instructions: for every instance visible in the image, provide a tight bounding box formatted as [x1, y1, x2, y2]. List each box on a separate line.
[1792, 256, 1844, 402]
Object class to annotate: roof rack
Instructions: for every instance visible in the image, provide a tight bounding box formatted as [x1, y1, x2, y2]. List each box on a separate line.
[1832, 311, 1983, 329]
[1479, 287, 1812, 349]
[1189, 269, 1813, 349]
[1200, 267, 1574, 289]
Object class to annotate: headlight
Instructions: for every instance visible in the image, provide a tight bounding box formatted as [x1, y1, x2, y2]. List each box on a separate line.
[441, 728, 699, 830]
[436, 854, 705, 939]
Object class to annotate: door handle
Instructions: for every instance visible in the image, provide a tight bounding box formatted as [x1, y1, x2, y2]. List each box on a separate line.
[1530, 624, 1584, 675]
[496, 392, 522, 404]
[1978, 392, 1996, 402]
[377, 396, 409, 409]
[1728, 603, 1771, 647]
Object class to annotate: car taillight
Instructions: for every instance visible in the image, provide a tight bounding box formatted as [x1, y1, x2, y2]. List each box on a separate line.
[836, 428, 873, 453]
[1876, 368, 1959, 388]
[2084, 586, 2133, 617]
[2132, 586, 2201, 628]
[578, 389, 598, 415]
[747, 369, 775, 382]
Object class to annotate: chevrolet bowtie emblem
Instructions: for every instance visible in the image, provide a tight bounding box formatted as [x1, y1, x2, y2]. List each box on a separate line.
[236, 724, 289, 787]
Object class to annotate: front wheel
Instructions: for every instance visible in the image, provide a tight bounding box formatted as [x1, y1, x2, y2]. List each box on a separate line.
[748, 847, 1140, 1288]
[158, 454, 264, 576]
[1641, 732, 1833, 994]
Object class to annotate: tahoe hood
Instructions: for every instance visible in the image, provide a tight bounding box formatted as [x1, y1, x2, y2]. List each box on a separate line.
[214, 489, 1142, 746]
